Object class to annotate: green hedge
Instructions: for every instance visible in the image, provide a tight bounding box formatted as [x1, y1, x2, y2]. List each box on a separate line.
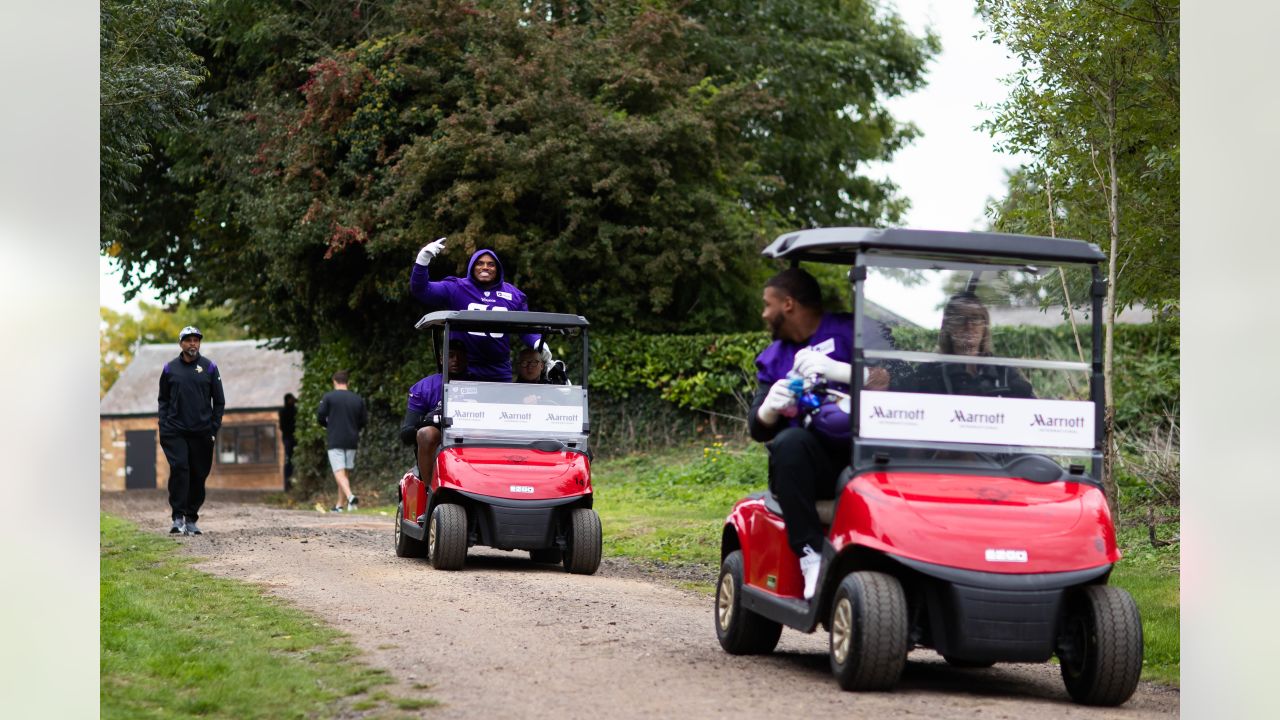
[288, 323, 1178, 501]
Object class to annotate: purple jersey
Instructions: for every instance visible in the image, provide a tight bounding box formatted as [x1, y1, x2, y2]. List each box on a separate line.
[754, 313, 894, 387]
[409, 248, 541, 382]
[407, 374, 443, 415]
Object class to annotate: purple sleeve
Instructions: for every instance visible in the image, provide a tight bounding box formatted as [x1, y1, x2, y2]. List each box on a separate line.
[407, 376, 442, 414]
[410, 264, 458, 307]
[755, 342, 788, 384]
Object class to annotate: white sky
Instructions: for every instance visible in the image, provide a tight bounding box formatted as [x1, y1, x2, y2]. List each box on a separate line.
[99, 1, 1027, 319]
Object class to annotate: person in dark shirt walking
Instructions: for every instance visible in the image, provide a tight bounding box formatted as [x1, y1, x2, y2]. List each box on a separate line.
[158, 326, 225, 536]
[316, 370, 367, 512]
[279, 393, 298, 489]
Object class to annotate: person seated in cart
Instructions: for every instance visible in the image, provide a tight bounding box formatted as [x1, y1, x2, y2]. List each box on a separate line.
[399, 345, 470, 484]
[409, 238, 552, 382]
[893, 292, 1035, 399]
[747, 267, 896, 600]
[515, 347, 547, 383]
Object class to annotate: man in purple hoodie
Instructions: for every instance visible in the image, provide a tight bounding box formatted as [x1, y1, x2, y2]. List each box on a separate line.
[410, 238, 552, 382]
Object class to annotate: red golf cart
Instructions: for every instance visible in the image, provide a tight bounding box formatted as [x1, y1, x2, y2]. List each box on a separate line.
[394, 310, 601, 575]
[715, 228, 1143, 706]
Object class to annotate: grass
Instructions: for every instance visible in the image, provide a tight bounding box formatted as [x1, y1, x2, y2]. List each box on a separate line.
[1110, 522, 1181, 686]
[589, 443, 1181, 686]
[100, 513, 436, 719]
[593, 442, 767, 580]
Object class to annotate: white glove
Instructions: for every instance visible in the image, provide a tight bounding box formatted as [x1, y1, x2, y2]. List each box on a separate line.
[792, 348, 852, 384]
[756, 378, 796, 426]
[537, 341, 553, 366]
[415, 237, 447, 266]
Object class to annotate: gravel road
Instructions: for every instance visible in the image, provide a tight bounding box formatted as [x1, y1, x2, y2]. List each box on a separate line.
[102, 490, 1179, 719]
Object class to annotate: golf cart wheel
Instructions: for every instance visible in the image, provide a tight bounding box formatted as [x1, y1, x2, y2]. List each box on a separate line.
[529, 548, 562, 564]
[829, 571, 908, 691]
[562, 508, 602, 575]
[428, 503, 467, 571]
[393, 500, 427, 558]
[715, 550, 782, 655]
[1058, 585, 1143, 706]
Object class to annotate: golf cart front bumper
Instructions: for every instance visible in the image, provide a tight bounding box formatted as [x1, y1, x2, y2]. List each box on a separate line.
[455, 490, 588, 551]
[892, 555, 1112, 663]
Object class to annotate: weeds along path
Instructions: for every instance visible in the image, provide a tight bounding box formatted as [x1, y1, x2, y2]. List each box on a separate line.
[102, 491, 1179, 719]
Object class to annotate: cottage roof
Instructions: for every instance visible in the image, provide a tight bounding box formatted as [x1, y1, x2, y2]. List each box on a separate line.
[100, 340, 302, 416]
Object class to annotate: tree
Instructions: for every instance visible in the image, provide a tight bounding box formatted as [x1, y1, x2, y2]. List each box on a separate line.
[684, 0, 940, 228]
[101, 0, 208, 249]
[104, 1, 937, 490]
[977, 0, 1179, 494]
[107, 0, 936, 340]
[100, 300, 251, 396]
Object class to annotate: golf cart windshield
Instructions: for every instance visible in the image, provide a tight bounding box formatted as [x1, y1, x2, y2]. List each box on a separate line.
[443, 381, 588, 446]
[855, 254, 1101, 477]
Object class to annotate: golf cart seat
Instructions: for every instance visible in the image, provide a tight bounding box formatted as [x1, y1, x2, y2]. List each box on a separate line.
[763, 467, 856, 527]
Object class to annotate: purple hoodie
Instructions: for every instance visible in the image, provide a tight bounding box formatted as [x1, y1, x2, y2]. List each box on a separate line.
[410, 248, 540, 382]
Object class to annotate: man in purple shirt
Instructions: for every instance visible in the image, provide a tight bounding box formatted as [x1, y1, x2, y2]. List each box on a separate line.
[746, 268, 895, 600]
[399, 346, 469, 484]
[410, 238, 552, 382]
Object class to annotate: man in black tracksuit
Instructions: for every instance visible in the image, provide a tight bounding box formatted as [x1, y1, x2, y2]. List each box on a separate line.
[158, 326, 225, 536]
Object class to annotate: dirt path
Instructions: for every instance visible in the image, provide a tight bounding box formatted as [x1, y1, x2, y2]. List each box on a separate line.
[102, 491, 1179, 719]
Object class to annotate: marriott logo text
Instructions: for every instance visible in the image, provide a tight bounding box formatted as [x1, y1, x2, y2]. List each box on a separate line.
[1030, 414, 1086, 428]
[870, 406, 924, 421]
[952, 410, 1004, 424]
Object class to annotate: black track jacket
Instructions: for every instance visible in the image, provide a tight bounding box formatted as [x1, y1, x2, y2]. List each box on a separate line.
[158, 354, 226, 435]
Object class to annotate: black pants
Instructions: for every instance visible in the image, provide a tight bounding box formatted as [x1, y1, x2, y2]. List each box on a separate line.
[161, 432, 214, 522]
[767, 427, 848, 556]
[282, 436, 296, 485]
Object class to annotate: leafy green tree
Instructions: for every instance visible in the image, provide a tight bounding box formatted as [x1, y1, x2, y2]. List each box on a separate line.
[684, 0, 940, 228]
[105, 0, 937, 490]
[101, 0, 208, 249]
[977, 0, 1179, 495]
[107, 0, 936, 338]
[100, 300, 251, 396]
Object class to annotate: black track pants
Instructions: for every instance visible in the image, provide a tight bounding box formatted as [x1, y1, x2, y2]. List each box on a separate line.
[161, 432, 215, 522]
[767, 427, 848, 556]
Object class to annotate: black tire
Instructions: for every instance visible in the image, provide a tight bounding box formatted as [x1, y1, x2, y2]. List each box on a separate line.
[943, 655, 995, 669]
[393, 500, 427, 558]
[715, 550, 782, 655]
[828, 571, 909, 691]
[1058, 585, 1143, 706]
[529, 548, 562, 564]
[563, 508, 602, 575]
[428, 503, 468, 570]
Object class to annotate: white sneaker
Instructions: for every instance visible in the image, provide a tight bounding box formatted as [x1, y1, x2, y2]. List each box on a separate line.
[800, 545, 822, 600]
[347, 494, 359, 512]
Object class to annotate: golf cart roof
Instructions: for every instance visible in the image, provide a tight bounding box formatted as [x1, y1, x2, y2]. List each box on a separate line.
[761, 227, 1106, 265]
[414, 310, 590, 334]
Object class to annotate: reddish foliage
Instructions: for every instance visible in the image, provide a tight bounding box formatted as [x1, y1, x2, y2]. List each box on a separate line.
[324, 222, 368, 259]
[297, 55, 373, 134]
